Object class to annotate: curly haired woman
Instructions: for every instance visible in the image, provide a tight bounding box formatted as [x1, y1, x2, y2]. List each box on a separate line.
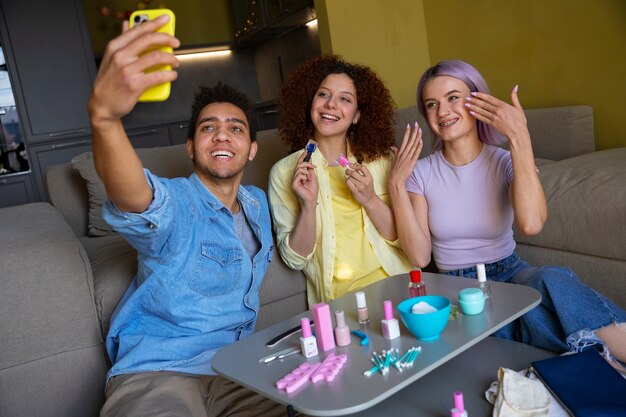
[268, 55, 412, 306]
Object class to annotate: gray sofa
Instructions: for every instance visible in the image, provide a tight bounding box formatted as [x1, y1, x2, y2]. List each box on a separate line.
[1, 105, 624, 417]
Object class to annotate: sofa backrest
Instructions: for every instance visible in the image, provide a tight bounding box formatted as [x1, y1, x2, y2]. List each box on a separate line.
[46, 105, 595, 237]
[393, 104, 595, 161]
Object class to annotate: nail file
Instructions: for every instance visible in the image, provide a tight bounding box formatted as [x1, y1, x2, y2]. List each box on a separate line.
[258, 346, 300, 364]
[266, 321, 314, 348]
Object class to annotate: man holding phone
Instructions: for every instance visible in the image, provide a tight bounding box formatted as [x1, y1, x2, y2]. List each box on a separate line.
[89, 13, 285, 417]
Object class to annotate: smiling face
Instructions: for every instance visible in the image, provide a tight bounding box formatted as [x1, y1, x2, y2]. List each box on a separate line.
[187, 102, 257, 184]
[310, 73, 360, 142]
[421, 75, 477, 144]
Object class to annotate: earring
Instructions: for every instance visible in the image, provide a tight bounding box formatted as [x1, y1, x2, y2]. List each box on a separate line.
[353, 119, 358, 124]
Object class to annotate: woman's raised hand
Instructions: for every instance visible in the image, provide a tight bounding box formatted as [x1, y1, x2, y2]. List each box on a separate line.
[389, 122, 423, 188]
[345, 163, 375, 206]
[291, 150, 318, 208]
[464, 86, 530, 146]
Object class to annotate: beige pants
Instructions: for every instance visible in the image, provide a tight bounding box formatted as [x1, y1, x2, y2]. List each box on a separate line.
[100, 371, 290, 417]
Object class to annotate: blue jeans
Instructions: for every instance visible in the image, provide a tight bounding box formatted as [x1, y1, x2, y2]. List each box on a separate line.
[442, 253, 626, 353]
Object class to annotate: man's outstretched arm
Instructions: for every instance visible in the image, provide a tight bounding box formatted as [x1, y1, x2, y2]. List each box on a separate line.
[88, 14, 179, 212]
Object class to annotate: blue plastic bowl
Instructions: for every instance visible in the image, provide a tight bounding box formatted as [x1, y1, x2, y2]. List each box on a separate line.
[397, 295, 451, 341]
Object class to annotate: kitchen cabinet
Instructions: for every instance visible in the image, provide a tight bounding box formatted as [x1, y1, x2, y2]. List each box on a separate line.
[0, 173, 34, 208]
[231, 0, 315, 48]
[168, 121, 191, 145]
[0, 0, 96, 143]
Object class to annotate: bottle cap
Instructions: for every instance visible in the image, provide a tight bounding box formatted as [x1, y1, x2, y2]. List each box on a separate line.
[453, 391, 465, 412]
[477, 263, 486, 282]
[383, 300, 394, 320]
[410, 270, 422, 283]
[335, 310, 346, 328]
[355, 291, 367, 308]
[301, 317, 312, 338]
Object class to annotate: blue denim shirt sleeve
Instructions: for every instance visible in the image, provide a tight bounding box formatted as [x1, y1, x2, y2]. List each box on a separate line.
[102, 169, 176, 257]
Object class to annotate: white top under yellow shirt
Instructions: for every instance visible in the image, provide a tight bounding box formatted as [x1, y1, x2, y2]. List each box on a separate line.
[268, 148, 413, 306]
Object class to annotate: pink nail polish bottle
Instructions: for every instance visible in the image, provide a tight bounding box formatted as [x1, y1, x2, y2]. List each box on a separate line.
[381, 300, 400, 340]
[300, 317, 318, 358]
[453, 391, 468, 417]
[334, 310, 351, 346]
[336, 153, 349, 168]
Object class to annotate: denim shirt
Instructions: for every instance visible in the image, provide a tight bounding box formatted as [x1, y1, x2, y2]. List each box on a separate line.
[102, 170, 273, 380]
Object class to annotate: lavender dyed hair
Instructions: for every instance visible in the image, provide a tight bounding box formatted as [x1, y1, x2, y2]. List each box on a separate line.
[416, 60, 505, 151]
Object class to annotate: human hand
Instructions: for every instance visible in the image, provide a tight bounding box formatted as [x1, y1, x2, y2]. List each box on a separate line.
[345, 163, 376, 206]
[389, 122, 423, 188]
[464, 86, 529, 146]
[88, 14, 180, 125]
[291, 150, 318, 207]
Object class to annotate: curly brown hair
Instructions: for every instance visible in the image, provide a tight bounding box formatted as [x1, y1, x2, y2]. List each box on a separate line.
[277, 55, 396, 163]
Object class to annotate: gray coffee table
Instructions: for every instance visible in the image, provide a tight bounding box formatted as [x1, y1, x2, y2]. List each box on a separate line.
[213, 272, 544, 416]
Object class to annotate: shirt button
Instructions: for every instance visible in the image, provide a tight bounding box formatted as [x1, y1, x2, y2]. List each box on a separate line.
[149, 223, 155, 229]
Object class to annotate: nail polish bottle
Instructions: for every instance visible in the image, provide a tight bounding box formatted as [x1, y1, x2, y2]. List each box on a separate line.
[453, 391, 468, 417]
[355, 291, 369, 324]
[334, 310, 351, 346]
[474, 263, 491, 299]
[299, 317, 318, 358]
[381, 300, 400, 340]
[408, 270, 426, 297]
[336, 153, 349, 168]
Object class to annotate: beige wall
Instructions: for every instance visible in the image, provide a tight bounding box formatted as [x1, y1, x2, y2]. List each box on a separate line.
[315, 0, 430, 109]
[317, 0, 626, 150]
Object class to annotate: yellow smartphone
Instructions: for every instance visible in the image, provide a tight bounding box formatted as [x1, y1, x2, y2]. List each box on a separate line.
[129, 9, 176, 102]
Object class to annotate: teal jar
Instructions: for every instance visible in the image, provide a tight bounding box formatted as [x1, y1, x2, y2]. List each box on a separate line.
[458, 287, 486, 315]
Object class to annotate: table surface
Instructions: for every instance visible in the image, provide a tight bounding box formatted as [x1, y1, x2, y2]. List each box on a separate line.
[212, 272, 542, 416]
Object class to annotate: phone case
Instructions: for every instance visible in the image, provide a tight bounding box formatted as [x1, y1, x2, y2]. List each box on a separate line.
[129, 9, 176, 102]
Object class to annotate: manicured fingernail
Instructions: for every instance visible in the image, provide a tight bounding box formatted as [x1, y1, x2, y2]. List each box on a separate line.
[419, 138, 423, 144]
[406, 123, 410, 129]
[465, 96, 471, 101]
[418, 128, 422, 135]
[470, 92, 478, 96]
[464, 103, 471, 108]
[469, 110, 476, 116]
[414, 121, 419, 128]
[513, 84, 519, 93]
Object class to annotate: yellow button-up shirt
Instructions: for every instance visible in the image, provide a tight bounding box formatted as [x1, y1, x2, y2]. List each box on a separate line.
[268, 148, 413, 306]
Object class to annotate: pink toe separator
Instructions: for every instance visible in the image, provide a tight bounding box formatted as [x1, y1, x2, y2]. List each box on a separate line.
[276, 362, 321, 394]
[275, 353, 348, 393]
[310, 353, 347, 383]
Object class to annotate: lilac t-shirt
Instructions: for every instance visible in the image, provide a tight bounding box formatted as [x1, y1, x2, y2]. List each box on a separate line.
[406, 144, 515, 271]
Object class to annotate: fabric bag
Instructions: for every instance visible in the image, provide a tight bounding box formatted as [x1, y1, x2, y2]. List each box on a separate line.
[492, 367, 550, 417]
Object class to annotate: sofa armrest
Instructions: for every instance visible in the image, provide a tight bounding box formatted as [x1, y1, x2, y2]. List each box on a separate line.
[0, 203, 107, 417]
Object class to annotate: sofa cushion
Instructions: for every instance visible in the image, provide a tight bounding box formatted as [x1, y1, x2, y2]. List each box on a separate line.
[80, 235, 137, 339]
[71, 153, 112, 237]
[515, 148, 626, 262]
[71, 144, 193, 237]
